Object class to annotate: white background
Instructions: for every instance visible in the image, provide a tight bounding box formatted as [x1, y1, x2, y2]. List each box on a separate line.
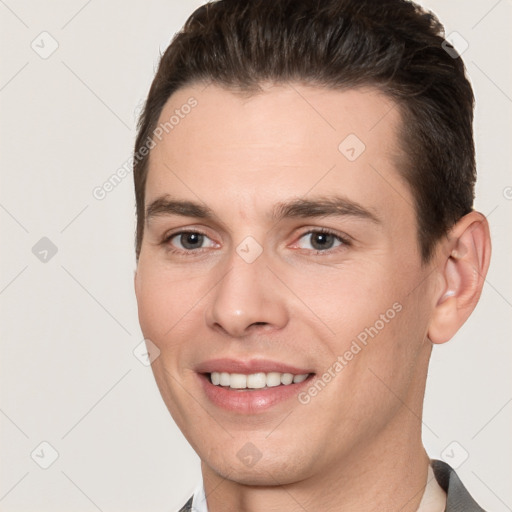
[0, 1, 510, 511]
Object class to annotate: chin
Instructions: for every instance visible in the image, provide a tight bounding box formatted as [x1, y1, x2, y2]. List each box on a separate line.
[203, 446, 316, 487]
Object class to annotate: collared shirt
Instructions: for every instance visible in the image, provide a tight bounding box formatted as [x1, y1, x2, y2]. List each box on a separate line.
[179, 459, 486, 512]
[190, 476, 208, 512]
[416, 464, 447, 511]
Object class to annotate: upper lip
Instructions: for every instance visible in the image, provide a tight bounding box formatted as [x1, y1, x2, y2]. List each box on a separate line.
[196, 358, 314, 375]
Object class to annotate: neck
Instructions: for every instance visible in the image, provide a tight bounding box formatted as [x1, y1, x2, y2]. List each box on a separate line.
[203, 416, 431, 512]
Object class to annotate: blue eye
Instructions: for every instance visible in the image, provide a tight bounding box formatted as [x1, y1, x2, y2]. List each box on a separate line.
[297, 231, 346, 251]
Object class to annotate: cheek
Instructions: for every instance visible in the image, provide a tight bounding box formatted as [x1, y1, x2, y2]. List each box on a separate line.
[135, 276, 167, 340]
[288, 264, 403, 343]
[135, 262, 211, 353]
[135, 264, 182, 343]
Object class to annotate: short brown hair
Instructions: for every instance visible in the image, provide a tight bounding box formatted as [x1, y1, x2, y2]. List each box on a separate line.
[133, 0, 475, 262]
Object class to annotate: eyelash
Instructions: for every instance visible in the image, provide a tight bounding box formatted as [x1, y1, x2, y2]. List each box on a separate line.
[161, 228, 351, 256]
[292, 228, 351, 254]
[161, 229, 214, 256]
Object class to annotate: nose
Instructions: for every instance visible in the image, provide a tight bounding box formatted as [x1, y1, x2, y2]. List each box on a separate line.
[205, 249, 289, 338]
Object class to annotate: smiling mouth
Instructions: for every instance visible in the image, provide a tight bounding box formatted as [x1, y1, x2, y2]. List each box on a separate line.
[207, 371, 313, 390]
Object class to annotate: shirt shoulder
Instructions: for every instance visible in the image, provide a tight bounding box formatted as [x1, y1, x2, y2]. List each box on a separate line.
[177, 496, 193, 512]
[431, 459, 487, 512]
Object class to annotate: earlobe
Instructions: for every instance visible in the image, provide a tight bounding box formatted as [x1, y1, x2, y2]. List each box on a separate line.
[428, 211, 491, 344]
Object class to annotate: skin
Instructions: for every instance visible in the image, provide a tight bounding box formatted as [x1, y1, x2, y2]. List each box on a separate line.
[134, 83, 491, 512]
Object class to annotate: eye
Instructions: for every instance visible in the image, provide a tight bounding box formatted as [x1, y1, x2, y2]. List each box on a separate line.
[296, 230, 347, 251]
[167, 231, 217, 251]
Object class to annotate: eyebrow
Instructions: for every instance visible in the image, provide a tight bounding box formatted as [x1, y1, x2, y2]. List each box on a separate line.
[146, 196, 212, 223]
[271, 196, 381, 224]
[145, 195, 381, 225]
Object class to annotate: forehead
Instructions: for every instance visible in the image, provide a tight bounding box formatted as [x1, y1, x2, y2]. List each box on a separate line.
[145, 83, 413, 224]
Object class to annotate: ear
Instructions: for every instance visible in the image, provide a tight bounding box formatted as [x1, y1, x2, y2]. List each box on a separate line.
[428, 211, 491, 344]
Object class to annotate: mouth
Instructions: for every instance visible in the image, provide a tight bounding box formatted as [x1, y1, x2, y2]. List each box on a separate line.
[196, 358, 315, 413]
[208, 371, 310, 389]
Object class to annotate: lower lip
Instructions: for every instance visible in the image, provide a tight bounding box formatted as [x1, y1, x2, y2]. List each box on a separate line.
[198, 373, 314, 413]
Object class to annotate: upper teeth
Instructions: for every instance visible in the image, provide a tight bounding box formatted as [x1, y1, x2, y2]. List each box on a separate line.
[210, 372, 309, 389]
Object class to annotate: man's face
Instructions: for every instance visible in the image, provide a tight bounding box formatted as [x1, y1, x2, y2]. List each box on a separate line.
[135, 84, 438, 484]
